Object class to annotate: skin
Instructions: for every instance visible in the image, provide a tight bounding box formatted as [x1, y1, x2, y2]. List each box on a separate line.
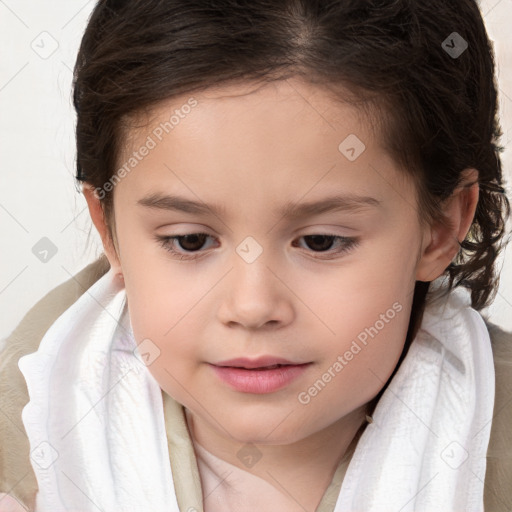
[83, 77, 479, 511]
[0, 493, 28, 512]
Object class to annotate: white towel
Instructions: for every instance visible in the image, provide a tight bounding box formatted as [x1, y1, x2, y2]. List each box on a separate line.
[18, 269, 180, 512]
[335, 283, 495, 511]
[18, 268, 495, 512]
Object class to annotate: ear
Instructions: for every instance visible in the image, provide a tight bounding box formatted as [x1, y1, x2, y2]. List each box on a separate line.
[82, 184, 123, 276]
[416, 168, 479, 282]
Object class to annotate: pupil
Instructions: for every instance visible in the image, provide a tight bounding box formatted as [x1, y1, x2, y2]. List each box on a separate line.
[306, 235, 334, 252]
[180, 234, 206, 251]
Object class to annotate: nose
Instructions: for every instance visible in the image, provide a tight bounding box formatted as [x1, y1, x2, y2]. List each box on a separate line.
[216, 248, 295, 330]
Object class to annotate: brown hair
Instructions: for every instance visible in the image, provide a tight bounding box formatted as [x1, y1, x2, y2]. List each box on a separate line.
[73, 0, 510, 388]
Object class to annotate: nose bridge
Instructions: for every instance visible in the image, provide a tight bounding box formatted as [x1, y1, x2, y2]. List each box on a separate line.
[218, 235, 293, 329]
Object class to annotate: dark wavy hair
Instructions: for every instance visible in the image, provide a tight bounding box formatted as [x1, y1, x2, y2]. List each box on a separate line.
[73, 0, 510, 395]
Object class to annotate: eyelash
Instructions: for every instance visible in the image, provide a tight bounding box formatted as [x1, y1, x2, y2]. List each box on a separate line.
[155, 233, 360, 261]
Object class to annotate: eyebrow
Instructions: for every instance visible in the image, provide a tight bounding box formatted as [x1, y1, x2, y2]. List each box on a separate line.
[137, 192, 381, 219]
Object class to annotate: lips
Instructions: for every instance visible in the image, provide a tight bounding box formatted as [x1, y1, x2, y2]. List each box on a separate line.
[214, 356, 305, 369]
[209, 360, 312, 394]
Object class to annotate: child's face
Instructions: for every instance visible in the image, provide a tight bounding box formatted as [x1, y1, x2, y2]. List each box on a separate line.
[108, 78, 431, 445]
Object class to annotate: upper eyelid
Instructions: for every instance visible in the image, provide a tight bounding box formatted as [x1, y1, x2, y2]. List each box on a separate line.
[156, 224, 358, 236]
[160, 231, 353, 241]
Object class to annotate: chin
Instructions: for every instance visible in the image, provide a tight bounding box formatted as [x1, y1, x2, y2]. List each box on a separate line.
[225, 420, 308, 446]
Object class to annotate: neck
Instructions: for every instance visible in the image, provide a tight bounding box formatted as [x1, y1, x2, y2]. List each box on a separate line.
[185, 403, 370, 511]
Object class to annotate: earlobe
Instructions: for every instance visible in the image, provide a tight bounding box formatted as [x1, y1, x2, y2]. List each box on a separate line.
[82, 184, 122, 275]
[415, 168, 479, 283]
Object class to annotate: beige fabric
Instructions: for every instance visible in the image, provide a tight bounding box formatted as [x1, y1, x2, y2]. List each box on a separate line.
[0, 255, 511, 510]
[483, 322, 512, 511]
[315, 430, 359, 512]
[162, 390, 204, 512]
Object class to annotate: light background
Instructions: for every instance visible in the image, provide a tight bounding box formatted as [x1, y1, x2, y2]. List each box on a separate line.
[1, 0, 511, 342]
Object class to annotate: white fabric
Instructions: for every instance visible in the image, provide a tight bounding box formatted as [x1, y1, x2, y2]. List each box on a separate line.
[334, 282, 495, 512]
[18, 268, 495, 512]
[18, 269, 180, 512]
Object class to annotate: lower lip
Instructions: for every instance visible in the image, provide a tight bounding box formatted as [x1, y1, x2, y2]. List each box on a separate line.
[209, 363, 311, 394]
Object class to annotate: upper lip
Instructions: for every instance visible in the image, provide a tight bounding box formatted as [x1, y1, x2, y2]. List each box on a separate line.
[213, 356, 309, 369]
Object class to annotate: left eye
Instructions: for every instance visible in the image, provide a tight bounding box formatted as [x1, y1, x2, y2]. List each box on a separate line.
[155, 233, 215, 260]
[155, 233, 359, 260]
[292, 234, 360, 258]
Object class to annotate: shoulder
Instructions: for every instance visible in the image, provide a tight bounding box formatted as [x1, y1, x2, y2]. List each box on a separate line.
[484, 319, 512, 510]
[0, 254, 110, 510]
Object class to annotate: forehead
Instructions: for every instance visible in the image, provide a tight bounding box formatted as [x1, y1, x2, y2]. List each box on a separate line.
[121, 77, 377, 155]
[115, 77, 416, 219]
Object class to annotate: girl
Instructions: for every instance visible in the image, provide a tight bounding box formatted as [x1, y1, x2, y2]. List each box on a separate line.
[1, 0, 511, 510]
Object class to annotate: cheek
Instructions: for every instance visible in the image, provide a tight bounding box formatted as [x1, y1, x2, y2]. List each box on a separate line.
[119, 231, 204, 336]
[126, 289, 201, 401]
[290, 234, 416, 345]
[291, 239, 415, 404]
[122, 260, 212, 395]
[296, 298, 412, 431]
